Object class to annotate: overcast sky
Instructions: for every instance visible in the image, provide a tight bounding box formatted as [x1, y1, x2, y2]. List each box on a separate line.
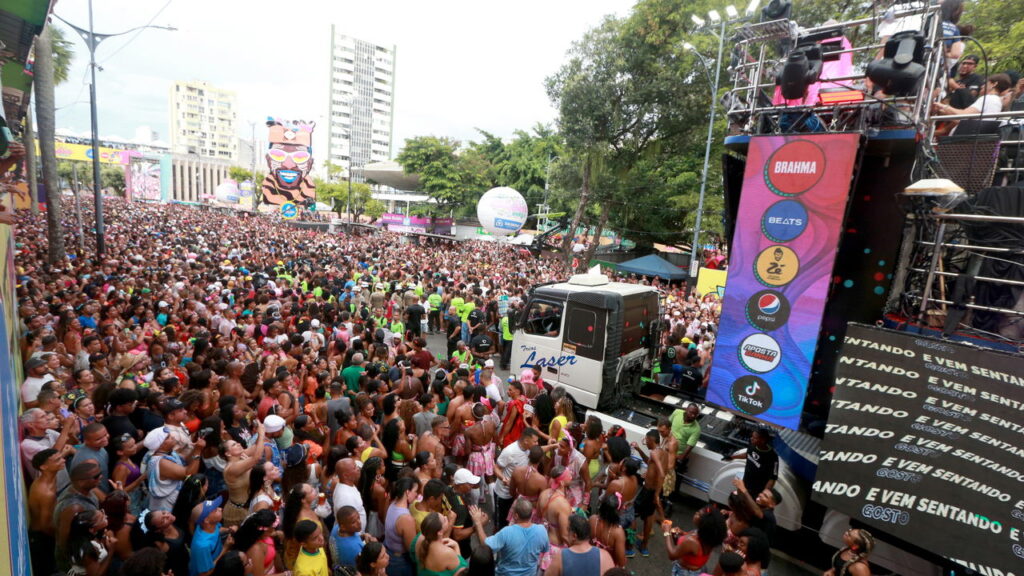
[52, 0, 636, 158]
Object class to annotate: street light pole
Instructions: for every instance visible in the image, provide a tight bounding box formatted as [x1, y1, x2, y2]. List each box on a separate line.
[86, 0, 104, 256]
[56, 3, 175, 257]
[686, 2, 758, 279]
[689, 14, 727, 279]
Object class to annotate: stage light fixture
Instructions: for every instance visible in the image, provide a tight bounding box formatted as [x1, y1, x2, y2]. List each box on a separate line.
[745, 0, 761, 16]
[866, 31, 925, 96]
[683, 41, 695, 51]
[776, 44, 824, 100]
[708, 10, 722, 22]
[726, 5, 739, 18]
[692, 14, 706, 27]
[761, 0, 792, 21]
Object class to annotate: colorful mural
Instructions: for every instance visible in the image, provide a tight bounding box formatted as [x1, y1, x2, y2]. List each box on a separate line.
[260, 118, 315, 209]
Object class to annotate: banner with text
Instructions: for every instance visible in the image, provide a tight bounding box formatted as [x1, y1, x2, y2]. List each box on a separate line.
[814, 324, 1024, 576]
[707, 134, 859, 429]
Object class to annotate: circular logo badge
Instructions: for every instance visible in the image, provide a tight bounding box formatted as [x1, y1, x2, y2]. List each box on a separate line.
[761, 200, 808, 243]
[764, 140, 826, 196]
[745, 290, 791, 331]
[730, 375, 774, 415]
[754, 245, 800, 287]
[738, 333, 782, 373]
[281, 202, 299, 220]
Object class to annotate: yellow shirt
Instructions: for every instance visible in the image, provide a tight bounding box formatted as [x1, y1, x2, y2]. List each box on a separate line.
[550, 415, 569, 442]
[293, 547, 329, 576]
[410, 501, 431, 533]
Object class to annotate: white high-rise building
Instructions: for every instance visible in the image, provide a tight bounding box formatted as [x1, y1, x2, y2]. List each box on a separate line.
[328, 28, 396, 178]
[168, 80, 238, 161]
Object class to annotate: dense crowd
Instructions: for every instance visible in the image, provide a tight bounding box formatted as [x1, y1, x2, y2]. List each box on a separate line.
[10, 197, 873, 576]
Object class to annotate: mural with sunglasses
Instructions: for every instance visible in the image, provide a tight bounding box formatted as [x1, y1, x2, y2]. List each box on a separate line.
[261, 118, 316, 209]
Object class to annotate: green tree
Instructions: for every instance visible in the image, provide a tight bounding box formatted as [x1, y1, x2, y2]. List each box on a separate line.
[396, 136, 494, 217]
[965, 0, 1024, 71]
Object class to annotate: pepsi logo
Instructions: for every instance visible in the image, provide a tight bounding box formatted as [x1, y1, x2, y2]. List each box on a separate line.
[759, 293, 781, 314]
[745, 290, 791, 332]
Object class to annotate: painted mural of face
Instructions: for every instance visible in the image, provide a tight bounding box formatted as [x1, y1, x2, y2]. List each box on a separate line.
[267, 127, 313, 189]
[263, 119, 316, 206]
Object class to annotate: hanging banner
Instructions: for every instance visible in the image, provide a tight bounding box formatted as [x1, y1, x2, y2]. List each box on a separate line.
[707, 134, 859, 430]
[814, 324, 1024, 576]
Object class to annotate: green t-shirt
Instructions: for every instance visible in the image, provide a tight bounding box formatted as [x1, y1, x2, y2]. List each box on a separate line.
[459, 301, 475, 323]
[428, 293, 442, 311]
[669, 410, 701, 452]
[451, 297, 465, 317]
[342, 365, 364, 394]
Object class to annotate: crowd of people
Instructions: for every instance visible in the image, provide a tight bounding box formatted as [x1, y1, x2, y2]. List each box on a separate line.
[8, 197, 872, 576]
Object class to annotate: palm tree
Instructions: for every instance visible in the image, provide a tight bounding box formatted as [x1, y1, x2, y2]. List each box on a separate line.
[35, 24, 67, 264]
[34, 24, 75, 264]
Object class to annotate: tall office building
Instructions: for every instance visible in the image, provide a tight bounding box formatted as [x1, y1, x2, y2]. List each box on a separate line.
[328, 28, 396, 177]
[168, 80, 238, 161]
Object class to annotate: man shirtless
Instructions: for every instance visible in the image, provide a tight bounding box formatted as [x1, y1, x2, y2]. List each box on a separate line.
[632, 430, 666, 556]
[656, 417, 679, 510]
[417, 415, 449, 465]
[29, 448, 65, 576]
[219, 361, 250, 402]
[450, 385, 483, 464]
[509, 445, 548, 522]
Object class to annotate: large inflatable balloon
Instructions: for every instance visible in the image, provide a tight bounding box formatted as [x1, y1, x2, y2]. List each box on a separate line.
[215, 179, 240, 204]
[476, 186, 528, 236]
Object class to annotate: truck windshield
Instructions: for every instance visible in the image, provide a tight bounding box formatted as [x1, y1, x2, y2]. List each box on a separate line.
[523, 300, 563, 337]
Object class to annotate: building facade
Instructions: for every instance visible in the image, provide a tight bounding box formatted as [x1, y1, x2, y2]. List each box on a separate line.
[328, 28, 396, 179]
[169, 154, 232, 204]
[169, 80, 239, 161]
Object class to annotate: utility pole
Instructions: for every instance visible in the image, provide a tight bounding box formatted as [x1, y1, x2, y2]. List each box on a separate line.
[56, 3, 175, 256]
[72, 162, 85, 255]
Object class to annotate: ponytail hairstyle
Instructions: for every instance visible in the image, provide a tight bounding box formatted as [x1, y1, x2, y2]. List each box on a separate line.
[838, 529, 875, 575]
[417, 512, 443, 565]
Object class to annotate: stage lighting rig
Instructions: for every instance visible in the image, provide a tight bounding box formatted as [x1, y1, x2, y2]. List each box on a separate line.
[866, 31, 926, 96]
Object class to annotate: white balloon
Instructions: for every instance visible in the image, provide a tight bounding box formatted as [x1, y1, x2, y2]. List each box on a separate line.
[476, 187, 528, 236]
[215, 179, 240, 204]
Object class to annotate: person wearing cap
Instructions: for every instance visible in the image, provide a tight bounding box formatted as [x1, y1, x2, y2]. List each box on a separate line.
[469, 325, 495, 367]
[477, 360, 504, 407]
[146, 427, 207, 512]
[157, 397, 196, 458]
[262, 415, 288, 473]
[444, 468, 484, 558]
[103, 388, 140, 443]
[189, 495, 228, 576]
[21, 355, 55, 410]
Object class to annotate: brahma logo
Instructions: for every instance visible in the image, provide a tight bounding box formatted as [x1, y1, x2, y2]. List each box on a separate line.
[761, 200, 808, 243]
[730, 375, 773, 415]
[764, 139, 826, 196]
[737, 333, 782, 373]
[744, 289, 791, 331]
